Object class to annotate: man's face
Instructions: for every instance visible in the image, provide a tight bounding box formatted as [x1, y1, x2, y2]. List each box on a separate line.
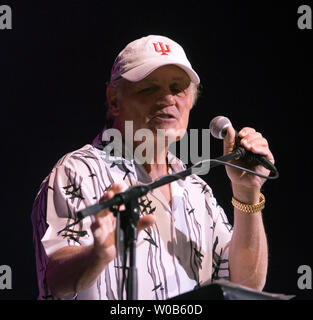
[110, 65, 194, 142]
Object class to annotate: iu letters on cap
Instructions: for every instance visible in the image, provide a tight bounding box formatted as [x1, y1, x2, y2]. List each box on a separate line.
[153, 42, 171, 55]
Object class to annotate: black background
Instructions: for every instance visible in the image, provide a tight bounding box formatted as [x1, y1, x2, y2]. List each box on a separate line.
[1, 0, 312, 300]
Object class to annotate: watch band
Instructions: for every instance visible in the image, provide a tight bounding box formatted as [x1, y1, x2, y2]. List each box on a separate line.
[232, 193, 265, 214]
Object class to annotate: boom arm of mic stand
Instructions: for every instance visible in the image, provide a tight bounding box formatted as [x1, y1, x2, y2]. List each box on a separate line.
[76, 168, 198, 220]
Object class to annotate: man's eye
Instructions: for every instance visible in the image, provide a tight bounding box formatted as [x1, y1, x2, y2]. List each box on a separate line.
[171, 87, 181, 94]
[139, 86, 156, 93]
[171, 86, 186, 95]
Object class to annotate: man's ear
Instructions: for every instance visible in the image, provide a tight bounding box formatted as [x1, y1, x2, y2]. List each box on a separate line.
[106, 85, 120, 116]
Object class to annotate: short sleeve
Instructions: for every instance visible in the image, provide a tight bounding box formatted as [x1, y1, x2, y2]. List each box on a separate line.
[32, 146, 111, 299]
[41, 161, 98, 257]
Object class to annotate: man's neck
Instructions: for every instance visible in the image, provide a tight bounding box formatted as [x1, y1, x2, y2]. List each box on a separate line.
[110, 121, 170, 179]
[133, 138, 169, 179]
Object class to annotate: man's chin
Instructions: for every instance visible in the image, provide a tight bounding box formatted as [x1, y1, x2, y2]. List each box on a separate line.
[156, 127, 187, 144]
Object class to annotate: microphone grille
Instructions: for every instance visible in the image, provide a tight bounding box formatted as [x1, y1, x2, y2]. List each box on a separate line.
[209, 116, 232, 139]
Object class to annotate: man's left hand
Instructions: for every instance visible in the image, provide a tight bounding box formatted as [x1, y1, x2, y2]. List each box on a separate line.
[223, 126, 275, 203]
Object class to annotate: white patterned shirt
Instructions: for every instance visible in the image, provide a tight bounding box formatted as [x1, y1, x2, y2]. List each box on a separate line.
[31, 129, 233, 300]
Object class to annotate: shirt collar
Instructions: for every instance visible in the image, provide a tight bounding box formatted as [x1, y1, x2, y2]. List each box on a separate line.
[92, 127, 187, 173]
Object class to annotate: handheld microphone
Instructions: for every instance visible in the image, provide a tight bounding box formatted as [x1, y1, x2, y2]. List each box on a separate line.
[209, 116, 278, 175]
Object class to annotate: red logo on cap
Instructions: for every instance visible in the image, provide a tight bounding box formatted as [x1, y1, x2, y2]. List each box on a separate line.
[153, 42, 171, 55]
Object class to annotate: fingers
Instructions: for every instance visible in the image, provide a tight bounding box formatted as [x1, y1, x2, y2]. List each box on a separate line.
[238, 127, 256, 138]
[223, 126, 257, 155]
[239, 128, 274, 162]
[241, 133, 264, 151]
[224, 126, 274, 162]
[96, 184, 124, 218]
[91, 184, 124, 235]
[91, 184, 125, 251]
[223, 126, 236, 155]
[100, 184, 124, 203]
[137, 214, 156, 232]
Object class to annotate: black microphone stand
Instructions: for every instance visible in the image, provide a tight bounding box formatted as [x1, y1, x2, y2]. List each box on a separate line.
[115, 196, 140, 300]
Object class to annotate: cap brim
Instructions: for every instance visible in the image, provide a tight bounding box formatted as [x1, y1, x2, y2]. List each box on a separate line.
[121, 59, 200, 85]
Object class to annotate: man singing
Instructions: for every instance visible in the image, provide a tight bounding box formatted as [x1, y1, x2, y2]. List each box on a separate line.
[31, 35, 274, 300]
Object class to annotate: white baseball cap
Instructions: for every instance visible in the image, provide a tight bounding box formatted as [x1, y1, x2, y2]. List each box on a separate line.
[110, 35, 200, 84]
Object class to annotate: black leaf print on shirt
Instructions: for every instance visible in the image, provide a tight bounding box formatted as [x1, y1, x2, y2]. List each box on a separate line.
[143, 230, 158, 248]
[201, 185, 209, 194]
[63, 183, 84, 200]
[188, 208, 195, 214]
[194, 248, 204, 269]
[57, 225, 87, 244]
[193, 281, 202, 290]
[152, 283, 163, 291]
[121, 161, 133, 180]
[139, 199, 152, 213]
[110, 161, 119, 168]
[89, 173, 97, 178]
[212, 236, 228, 280]
[144, 237, 158, 247]
[66, 234, 83, 244]
[110, 160, 134, 180]
[149, 207, 156, 214]
[104, 184, 112, 192]
[114, 265, 129, 270]
[139, 198, 156, 215]
[191, 180, 210, 194]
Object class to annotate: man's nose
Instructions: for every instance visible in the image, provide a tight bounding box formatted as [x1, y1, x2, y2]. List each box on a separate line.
[157, 88, 175, 106]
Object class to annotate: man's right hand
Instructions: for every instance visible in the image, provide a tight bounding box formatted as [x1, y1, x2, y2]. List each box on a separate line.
[90, 183, 156, 263]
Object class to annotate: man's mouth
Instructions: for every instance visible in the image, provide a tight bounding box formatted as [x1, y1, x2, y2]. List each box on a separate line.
[152, 113, 177, 120]
[157, 114, 173, 118]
